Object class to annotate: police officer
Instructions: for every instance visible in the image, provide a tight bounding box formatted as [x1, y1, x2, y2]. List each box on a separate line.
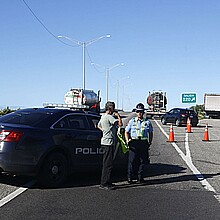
[125, 103, 153, 183]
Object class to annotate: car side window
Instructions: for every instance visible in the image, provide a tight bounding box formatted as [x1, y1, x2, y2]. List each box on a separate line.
[67, 115, 88, 130]
[86, 116, 100, 130]
[54, 118, 69, 129]
[169, 109, 174, 114]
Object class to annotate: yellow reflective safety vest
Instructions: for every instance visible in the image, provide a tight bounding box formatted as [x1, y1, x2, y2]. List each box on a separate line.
[116, 127, 129, 154]
[132, 117, 148, 140]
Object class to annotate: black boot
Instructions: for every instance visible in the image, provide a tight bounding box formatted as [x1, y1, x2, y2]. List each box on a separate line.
[127, 177, 134, 184]
[137, 175, 146, 183]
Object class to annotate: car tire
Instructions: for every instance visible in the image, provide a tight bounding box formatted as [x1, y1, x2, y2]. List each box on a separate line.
[161, 118, 166, 125]
[38, 152, 68, 188]
[175, 119, 180, 126]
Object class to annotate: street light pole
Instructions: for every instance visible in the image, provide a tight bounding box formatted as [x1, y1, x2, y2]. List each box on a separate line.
[106, 63, 124, 103]
[57, 35, 111, 90]
[116, 80, 119, 109]
[91, 62, 124, 103]
[122, 83, 124, 111]
[82, 42, 86, 90]
[106, 67, 109, 102]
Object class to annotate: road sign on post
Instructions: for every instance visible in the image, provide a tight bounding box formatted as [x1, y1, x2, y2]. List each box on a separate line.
[182, 93, 197, 103]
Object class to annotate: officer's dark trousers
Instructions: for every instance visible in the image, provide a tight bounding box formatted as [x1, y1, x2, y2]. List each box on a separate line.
[127, 140, 149, 180]
[100, 145, 114, 186]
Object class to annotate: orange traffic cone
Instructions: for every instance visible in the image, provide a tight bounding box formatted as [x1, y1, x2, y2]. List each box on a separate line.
[186, 117, 192, 133]
[203, 123, 209, 141]
[168, 124, 175, 142]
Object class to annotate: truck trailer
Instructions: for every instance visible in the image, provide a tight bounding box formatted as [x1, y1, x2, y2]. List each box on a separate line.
[44, 88, 101, 113]
[204, 93, 220, 118]
[146, 91, 167, 118]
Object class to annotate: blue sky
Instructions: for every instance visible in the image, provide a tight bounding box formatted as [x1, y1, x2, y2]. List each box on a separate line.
[1, 0, 220, 110]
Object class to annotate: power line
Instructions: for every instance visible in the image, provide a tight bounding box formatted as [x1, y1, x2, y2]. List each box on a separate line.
[86, 48, 105, 73]
[21, 0, 79, 47]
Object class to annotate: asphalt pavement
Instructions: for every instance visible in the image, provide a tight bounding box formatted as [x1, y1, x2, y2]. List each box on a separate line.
[0, 116, 220, 219]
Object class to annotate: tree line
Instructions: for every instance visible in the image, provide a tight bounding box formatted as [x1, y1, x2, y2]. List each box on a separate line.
[0, 107, 17, 116]
[190, 104, 205, 119]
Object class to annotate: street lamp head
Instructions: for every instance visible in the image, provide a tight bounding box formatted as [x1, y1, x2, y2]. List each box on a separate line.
[106, 34, 111, 38]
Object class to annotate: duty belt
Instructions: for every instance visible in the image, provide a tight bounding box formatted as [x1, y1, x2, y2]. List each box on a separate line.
[132, 136, 148, 140]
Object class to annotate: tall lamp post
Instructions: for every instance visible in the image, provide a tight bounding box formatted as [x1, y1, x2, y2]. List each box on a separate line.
[91, 62, 124, 104]
[116, 76, 129, 110]
[106, 63, 124, 103]
[57, 34, 111, 90]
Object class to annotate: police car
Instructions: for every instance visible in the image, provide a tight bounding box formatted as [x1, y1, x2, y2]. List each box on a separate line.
[0, 107, 127, 187]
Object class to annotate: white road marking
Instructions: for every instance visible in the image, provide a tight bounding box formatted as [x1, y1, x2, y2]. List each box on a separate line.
[0, 180, 36, 208]
[185, 131, 192, 161]
[154, 119, 220, 203]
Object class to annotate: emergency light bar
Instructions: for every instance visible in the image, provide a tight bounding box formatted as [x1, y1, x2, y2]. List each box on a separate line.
[43, 103, 90, 110]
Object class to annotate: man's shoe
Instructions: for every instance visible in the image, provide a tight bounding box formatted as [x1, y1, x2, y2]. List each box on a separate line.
[137, 178, 146, 184]
[127, 178, 134, 184]
[99, 184, 116, 190]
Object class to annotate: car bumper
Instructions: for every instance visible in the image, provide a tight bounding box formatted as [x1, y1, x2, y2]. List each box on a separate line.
[181, 117, 198, 125]
[0, 144, 40, 176]
[0, 161, 37, 176]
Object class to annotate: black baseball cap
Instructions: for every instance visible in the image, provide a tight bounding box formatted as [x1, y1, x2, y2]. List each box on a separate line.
[135, 103, 145, 111]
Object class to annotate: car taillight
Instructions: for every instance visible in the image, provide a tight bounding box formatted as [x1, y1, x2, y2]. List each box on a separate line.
[0, 130, 23, 142]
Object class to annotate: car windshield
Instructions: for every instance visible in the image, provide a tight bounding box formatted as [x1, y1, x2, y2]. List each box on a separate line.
[186, 110, 195, 115]
[179, 109, 196, 115]
[0, 111, 51, 126]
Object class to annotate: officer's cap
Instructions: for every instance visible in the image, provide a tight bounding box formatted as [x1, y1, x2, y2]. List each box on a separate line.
[135, 103, 145, 111]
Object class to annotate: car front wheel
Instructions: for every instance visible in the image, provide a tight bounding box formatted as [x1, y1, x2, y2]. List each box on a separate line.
[38, 152, 68, 187]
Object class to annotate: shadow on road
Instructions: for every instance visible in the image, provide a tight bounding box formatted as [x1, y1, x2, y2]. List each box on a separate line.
[1, 163, 219, 190]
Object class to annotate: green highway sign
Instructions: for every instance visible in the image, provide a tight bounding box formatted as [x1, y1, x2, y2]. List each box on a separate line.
[182, 93, 197, 103]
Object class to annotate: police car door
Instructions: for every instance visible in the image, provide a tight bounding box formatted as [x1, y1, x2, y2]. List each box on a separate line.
[67, 114, 101, 169]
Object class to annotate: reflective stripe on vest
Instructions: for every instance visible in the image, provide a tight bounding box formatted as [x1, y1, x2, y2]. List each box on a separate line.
[133, 117, 148, 140]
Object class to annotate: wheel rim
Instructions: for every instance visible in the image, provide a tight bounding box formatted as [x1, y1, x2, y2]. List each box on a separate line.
[51, 165, 59, 175]
[48, 158, 66, 182]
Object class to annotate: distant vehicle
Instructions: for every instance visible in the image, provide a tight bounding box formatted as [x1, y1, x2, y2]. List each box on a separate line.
[0, 107, 127, 187]
[146, 91, 167, 118]
[64, 88, 101, 113]
[204, 94, 220, 118]
[44, 88, 101, 113]
[161, 108, 198, 127]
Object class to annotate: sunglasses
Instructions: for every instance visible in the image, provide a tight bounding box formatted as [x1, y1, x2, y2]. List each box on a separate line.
[136, 110, 144, 113]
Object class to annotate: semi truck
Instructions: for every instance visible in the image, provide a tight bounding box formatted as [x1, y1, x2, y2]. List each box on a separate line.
[204, 93, 220, 118]
[146, 91, 167, 118]
[44, 88, 101, 113]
